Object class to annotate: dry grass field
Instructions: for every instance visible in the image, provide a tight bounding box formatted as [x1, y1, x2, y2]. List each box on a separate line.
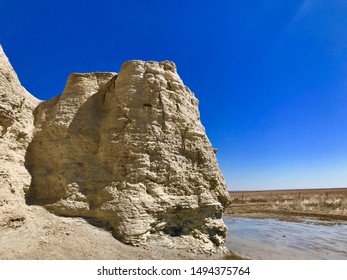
[225, 188, 347, 222]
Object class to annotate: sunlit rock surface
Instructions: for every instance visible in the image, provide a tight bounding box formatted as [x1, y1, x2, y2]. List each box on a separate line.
[1, 46, 229, 253]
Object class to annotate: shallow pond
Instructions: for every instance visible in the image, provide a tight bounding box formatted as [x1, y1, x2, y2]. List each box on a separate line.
[224, 217, 347, 259]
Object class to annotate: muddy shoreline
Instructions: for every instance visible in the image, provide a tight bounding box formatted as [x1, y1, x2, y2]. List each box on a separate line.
[224, 208, 347, 225]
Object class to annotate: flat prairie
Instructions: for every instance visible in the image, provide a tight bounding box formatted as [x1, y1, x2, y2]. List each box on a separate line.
[225, 188, 347, 222]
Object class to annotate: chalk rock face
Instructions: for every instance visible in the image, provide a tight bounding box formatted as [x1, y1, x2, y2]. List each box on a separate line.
[25, 60, 229, 252]
[0, 46, 39, 229]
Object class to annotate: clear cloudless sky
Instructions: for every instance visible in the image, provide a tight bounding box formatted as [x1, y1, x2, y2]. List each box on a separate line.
[1, 0, 347, 190]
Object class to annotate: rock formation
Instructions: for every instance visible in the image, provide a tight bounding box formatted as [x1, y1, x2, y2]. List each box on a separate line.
[0, 46, 39, 230]
[1, 46, 230, 254]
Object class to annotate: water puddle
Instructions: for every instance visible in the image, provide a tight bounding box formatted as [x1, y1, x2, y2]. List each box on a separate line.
[224, 217, 347, 259]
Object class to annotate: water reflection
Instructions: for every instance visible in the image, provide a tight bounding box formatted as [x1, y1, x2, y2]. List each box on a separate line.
[224, 217, 347, 260]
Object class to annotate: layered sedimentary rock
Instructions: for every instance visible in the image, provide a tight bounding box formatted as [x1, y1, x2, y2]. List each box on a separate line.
[1, 45, 230, 253]
[0, 46, 39, 229]
[26, 60, 230, 252]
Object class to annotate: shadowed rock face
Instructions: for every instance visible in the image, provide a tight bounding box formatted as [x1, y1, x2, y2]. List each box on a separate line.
[1, 48, 230, 253]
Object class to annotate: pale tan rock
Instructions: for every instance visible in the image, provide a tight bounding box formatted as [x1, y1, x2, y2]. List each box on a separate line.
[26, 59, 230, 253]
[1, 45, 230, 256]
[0, 45, 39, 232]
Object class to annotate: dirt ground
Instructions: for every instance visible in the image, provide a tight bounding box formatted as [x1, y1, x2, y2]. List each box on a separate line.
[1, 204, 237, 260]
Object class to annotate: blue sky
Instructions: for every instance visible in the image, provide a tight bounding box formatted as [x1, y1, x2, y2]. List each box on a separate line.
[1, 0, 347, 190]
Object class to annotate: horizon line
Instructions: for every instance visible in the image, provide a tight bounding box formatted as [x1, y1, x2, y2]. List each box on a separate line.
[229, 186, 347, 192]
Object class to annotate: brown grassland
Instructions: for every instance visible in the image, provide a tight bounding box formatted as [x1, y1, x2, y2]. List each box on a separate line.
[225, 188, 347, 222]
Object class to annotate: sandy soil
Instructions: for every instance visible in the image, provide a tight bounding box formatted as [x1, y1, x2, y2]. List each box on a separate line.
[0, 204, 230, 260]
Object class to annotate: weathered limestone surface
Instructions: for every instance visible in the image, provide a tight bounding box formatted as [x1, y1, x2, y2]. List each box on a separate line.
[0, 46, 39, 229]
[1, 46, 230, 253]
[26, 60, 230, 252]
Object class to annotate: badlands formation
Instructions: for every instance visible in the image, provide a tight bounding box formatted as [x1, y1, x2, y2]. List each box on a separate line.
[0, 45, 230, 259]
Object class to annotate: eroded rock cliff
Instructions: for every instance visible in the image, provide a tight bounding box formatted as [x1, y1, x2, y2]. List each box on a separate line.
[1, 46, 229, 254]
[0, 46, 39, 230]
